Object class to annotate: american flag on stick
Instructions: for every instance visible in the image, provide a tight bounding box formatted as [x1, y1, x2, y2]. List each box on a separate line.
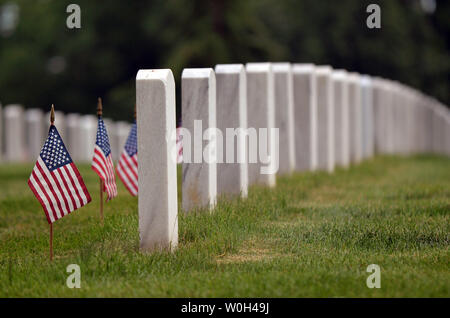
[117, 120, 138, 196]
[28, 106, 91, 224]
[92, 99, 117, 201]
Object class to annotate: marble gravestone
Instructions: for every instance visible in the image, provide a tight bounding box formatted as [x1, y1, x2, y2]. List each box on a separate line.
[181, 68, 217, 212]
[315, 66, 334, 172]
[273, 63, 295, 174]
[65, 113, 81, 161]
[292, 64, 317, 171]
[214, 64, 248, 198]
[25, 109, 45, 161]
[4, 104, 26, 162]
[360, 75, 374, 159]
[136, 69, 178, 252]
[385, 80, 396, 155]
[246, 62, 276, 187]
[331, 70, 350, 168]
[372, 77, 384, 155]
[348, 72, 363, 163]
[79, 115, 97, 162]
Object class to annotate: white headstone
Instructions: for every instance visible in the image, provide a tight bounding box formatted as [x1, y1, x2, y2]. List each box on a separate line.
[315, 66, 334, 172]
[25, 108, 45, 161]
[361, 75, 374, 159]
[331, 70, 350, 167]
[4, 104, 25, 162]
[372, 77, 384, 155]
[79, 115, 97, 162]
[273, 62, 295, 174]
[181, 68, 217, 212]
[246, 62, 276, 186]
[348, 72, 363, 162]
[136, 69, 178, 252]
[292, 64, 317, 171]
[65, 114, 81, 161]
[214, 64, 248, 198]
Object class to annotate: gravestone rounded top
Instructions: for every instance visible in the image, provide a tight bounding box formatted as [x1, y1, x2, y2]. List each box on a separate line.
[331, 69, 348, 80]
[182, 68, 214, 78]
[315, 65, 333, 75]
[136, 69, 174, 84]
[292, 63, 315, 73]
[215, 64, 244, 74]
[246, 62, 272, 73]
[4, 104, 24, 116]
[272, 62, 291, 72]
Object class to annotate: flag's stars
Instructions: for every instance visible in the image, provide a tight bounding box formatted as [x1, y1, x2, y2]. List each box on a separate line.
[39, 126, 72, 171]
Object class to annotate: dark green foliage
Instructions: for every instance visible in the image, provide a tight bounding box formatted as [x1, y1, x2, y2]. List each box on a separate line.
[0, 0, 448, 121]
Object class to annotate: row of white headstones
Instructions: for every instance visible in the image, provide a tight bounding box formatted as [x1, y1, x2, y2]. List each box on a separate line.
[0, 105, 132, 163]
[136, 63, 449, 252]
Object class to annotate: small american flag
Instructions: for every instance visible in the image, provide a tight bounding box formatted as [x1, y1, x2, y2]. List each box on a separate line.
[28, 125, 91, 224]
[92, 117, 117, 200]
[117, 120, 138, 196]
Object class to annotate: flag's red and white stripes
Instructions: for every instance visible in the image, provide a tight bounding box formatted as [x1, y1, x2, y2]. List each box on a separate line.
[117, 151, 138, 196]
[92, 145, 118, 200]
[28, 157, 91, 224]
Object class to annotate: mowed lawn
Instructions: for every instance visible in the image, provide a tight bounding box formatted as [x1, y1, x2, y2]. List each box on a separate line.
[0, 155, 449, 297]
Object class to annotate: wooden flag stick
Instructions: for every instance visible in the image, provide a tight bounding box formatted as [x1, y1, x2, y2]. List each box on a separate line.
[97, 98, 104, 224]
[50, 223, 53, 261]
[50, 105, 55, 261]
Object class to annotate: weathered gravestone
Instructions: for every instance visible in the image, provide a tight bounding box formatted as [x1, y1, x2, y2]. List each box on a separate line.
[4, 104, 25, 162]
[360, 75, 374, 159]
[331, 70, 350, 168]
[372, 77, 384, 155]
[315, 66, 334, 172]
[25, 108, 45, 161]
[292, 64, 317, 171]
[214, 64, 248, 198]
[273, 62, 295, 174]
[181, 68, 217, 212]
[136, 69, 178, 252]
[65, 113, 81, 161]
[246, 62, 277, 186]
[348, 72, 363, 162]
[384, 79, 396, 155]
[79, 115, 97, 162]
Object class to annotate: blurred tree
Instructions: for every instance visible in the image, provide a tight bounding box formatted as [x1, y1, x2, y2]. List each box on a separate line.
[0, 0, 448, 122]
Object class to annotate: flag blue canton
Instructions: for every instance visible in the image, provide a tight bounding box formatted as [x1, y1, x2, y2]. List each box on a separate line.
[124, 121, 137, 157]
[40, 126, 72, 171]
[96, 117, 112, 157]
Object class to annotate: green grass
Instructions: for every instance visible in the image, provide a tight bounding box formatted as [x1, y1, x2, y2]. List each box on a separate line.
[0, 155, 449, 297]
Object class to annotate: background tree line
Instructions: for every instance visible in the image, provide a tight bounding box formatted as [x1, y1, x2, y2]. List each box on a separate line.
[0, 0, 448, 122]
